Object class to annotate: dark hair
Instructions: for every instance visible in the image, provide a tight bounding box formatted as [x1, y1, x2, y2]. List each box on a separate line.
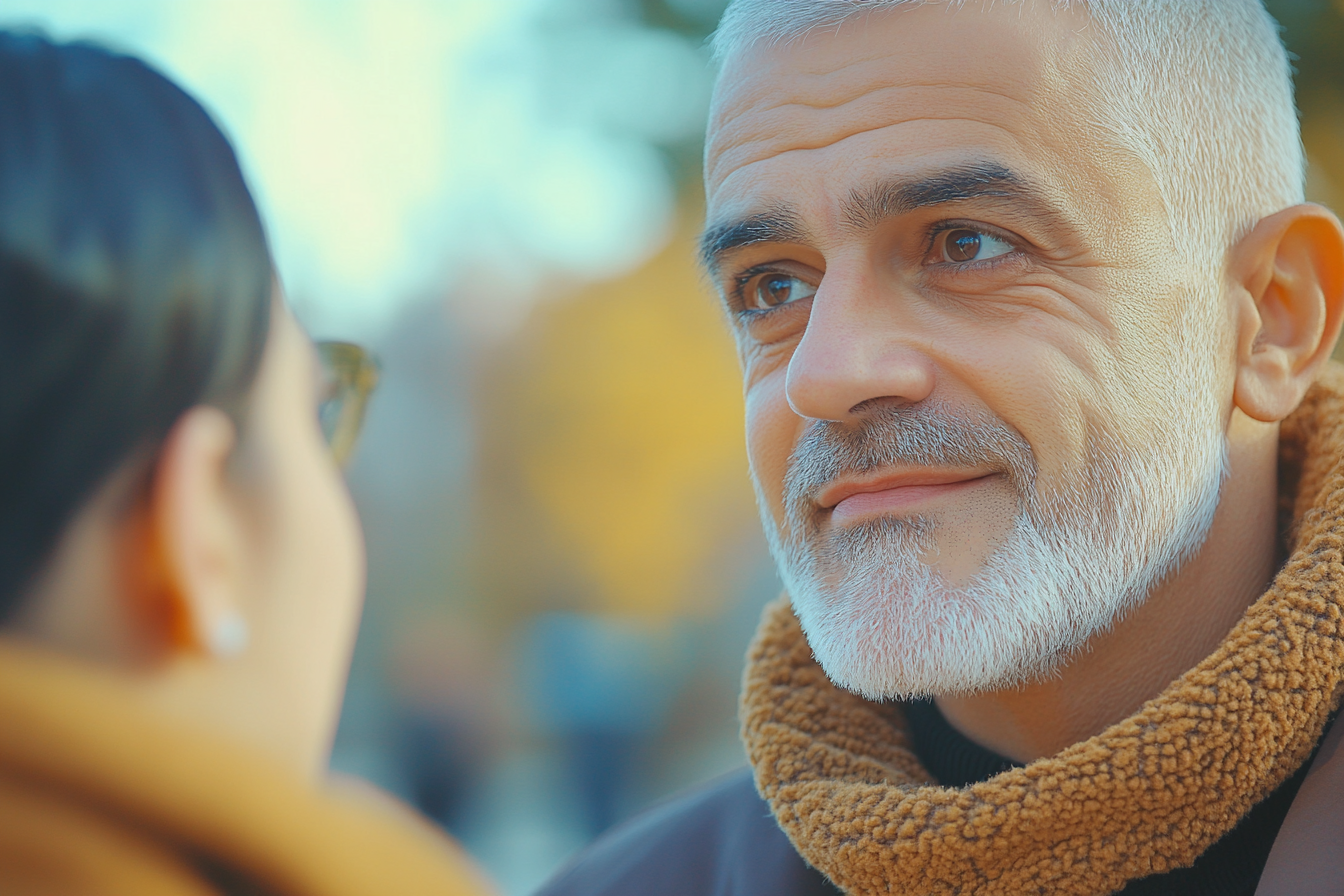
[0, 32, 273, 617]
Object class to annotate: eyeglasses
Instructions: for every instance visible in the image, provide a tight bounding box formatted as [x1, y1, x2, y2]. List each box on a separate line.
[317, 341, 381, 467]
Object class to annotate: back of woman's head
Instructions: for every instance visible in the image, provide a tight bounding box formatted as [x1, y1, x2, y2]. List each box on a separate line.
[0, 31, 273, 617]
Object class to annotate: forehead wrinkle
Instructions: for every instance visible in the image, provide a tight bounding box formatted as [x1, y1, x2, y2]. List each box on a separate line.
[715, 117, 1037, 218]
[841, 162, 1040, 230]
[708, 97, 1033, 184]
[707, 103, 1041, 194]
[707, 68, 1051, 169]
[715, 80, 1043, 131]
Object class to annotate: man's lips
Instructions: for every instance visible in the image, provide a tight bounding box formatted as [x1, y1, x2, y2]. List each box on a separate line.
[818, 470, 998, 524]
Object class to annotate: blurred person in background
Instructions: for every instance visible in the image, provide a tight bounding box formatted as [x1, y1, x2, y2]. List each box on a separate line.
[539, 1, 1344, 894]
[0, 32, 490, 895]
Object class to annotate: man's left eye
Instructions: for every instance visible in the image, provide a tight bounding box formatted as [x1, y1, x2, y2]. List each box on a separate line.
[938, 228, 1014, 264]
[742, 272, 818, 311]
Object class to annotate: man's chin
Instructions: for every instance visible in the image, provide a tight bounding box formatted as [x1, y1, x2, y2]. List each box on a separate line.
[785, 551, 1088, 702]
[796, 609, 1052, 701]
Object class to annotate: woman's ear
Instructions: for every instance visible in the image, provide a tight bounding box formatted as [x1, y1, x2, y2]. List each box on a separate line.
[147, 406, 251, 658]
[1232, 204, 1344, 423]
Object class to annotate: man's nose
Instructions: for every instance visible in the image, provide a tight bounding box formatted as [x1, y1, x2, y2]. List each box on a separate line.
[784, 276, 936, 422]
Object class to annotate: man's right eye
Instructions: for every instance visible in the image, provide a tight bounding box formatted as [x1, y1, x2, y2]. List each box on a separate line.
[740, 272, 817, 311]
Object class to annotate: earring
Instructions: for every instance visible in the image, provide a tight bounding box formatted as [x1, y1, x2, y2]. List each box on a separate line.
[207, 611, 250, 658]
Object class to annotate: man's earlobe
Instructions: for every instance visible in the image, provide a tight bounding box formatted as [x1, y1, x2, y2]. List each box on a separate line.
[148, 406, 250, 659]
[1232, 204, 1344, 423]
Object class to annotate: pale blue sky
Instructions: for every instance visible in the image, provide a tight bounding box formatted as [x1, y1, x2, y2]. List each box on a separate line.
[0, 0, 712, 335]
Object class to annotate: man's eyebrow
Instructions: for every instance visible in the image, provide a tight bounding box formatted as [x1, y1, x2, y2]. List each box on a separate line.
[699, 164, 1058, 275]
[699, 208, 808, 274]
[843, 162, 1044, 230]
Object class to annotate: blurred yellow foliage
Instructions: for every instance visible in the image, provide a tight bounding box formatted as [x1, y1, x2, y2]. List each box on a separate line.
[476, 207, 756, 621]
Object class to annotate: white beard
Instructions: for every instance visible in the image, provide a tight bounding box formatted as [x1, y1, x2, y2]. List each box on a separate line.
[759, 363, 1228, 701]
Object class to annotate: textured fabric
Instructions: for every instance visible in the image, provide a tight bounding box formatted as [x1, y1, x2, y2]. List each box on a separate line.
[0, 638, 493, 896]
[740, 364, 1344, 896]
[901, 697, 1314, 895]
[536, 768, 843, 896]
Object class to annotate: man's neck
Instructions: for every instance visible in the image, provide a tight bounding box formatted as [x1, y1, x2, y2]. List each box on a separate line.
[936, 419, 1282, 763]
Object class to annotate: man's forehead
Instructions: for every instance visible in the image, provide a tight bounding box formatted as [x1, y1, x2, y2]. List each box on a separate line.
[703, 1, 1100, 198]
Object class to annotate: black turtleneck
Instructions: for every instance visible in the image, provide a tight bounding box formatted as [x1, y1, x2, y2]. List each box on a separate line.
[901, 698, 1313, 896]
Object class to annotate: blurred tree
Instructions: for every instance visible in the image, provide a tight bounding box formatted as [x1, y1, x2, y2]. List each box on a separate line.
[1265, 0, 1344, 104]
[1264, 0, 1344, 357]
[475, 209, 755, 623]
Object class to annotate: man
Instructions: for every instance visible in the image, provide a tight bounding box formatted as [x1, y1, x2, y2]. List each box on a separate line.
[537, 1, 1344, 894]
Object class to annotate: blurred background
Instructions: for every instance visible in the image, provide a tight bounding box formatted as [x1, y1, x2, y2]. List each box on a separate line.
[0, 1, 1340, 892]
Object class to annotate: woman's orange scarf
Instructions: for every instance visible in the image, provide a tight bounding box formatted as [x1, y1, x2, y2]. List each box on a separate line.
[0, 640, 493, 896]
[741, 366, 1344, 896]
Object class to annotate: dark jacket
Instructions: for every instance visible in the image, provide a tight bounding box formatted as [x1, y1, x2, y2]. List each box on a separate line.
[537, 768, 839, 896]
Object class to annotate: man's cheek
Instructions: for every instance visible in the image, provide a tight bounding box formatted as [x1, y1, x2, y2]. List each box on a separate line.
[744, 380, 801, 527]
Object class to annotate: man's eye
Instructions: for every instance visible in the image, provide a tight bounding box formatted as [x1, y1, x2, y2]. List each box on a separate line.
[742, 273, 818, 310]
[937, 228, 1014, 264]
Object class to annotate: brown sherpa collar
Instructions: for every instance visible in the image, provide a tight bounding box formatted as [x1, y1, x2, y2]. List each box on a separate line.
[741, 364, 1344, 896]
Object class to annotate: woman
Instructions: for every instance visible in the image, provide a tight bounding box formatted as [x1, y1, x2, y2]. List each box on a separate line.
[0, 31, 491, 895]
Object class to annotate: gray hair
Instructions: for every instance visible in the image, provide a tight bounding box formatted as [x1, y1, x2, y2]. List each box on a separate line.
[709, 0, 1303, 278]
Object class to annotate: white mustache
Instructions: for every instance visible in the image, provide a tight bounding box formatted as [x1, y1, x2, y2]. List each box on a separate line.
[782, 402, 1037, 532]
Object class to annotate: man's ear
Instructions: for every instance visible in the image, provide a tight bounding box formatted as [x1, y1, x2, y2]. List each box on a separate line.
[146, 406, 251, 658]
[1232, 204, 1344, 423]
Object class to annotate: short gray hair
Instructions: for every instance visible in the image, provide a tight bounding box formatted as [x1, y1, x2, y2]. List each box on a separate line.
[710, 0, 1303, 277]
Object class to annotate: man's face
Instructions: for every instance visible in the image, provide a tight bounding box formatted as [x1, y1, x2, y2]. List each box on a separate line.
[703, 3, 1234, 697]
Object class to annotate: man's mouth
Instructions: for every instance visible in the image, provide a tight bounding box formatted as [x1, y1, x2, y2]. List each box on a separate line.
[817, 470, 999, 525]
